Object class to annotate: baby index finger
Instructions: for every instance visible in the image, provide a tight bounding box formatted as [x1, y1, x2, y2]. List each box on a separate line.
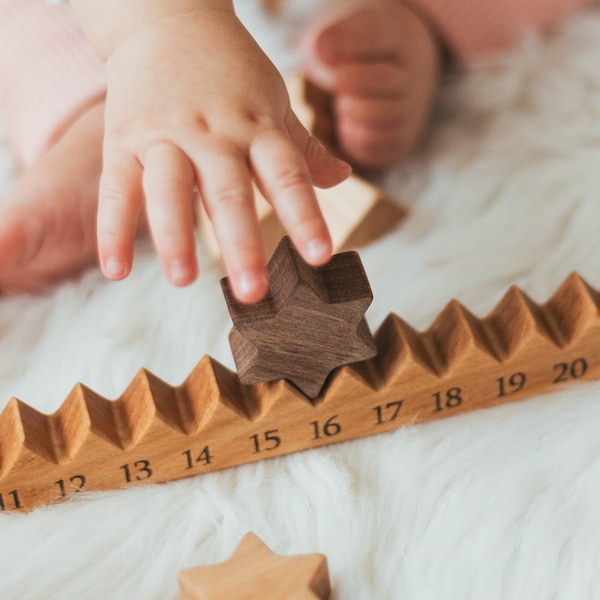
[250, 129, 332, 267]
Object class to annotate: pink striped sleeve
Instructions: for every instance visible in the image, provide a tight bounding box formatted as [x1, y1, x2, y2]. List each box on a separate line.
[409, 0, 591, 61]
[0, 0, 106, 168]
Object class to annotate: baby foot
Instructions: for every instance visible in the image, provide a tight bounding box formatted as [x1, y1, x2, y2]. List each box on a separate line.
[0, 100, 105, 292]
[301, 0, 441, 169]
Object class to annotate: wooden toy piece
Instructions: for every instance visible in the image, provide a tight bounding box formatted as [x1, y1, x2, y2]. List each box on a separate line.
[197, 76, 406, 260]
[3, 272, 600, 512]
[221, 236, 377, 399]
[178, 532, 330, 600]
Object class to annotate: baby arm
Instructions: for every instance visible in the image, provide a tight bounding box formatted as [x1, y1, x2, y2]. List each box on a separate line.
[301, 0, 441, 169]
[412, 0, 592, 61]
[301, 0, 590, 169]
[0, 0, 105, 168]
[70, 0, 351, 303]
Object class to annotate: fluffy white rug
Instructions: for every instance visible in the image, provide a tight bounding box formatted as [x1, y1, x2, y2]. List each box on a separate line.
[2, 3, 600, 599]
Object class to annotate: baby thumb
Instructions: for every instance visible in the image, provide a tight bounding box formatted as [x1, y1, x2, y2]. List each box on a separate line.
[285, 110, 351, 189]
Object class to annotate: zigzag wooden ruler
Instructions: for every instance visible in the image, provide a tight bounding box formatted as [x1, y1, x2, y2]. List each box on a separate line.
[1, 272, 599, 512]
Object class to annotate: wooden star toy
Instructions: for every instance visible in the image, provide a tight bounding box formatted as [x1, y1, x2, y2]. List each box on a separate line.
[178, 533, 331, 600]
[221, 236, 377, 399]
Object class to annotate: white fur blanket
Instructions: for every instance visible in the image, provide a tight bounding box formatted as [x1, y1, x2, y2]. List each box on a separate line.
[2, 5, 600, 599]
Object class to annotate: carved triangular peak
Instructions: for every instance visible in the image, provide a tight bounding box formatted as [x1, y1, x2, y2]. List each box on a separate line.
[424, 300, 499, 373]
[0, 399, 25, 478]
[318, 361, 377, 404]
[374, 314, 439, 386]
[484, 286, 557, 359]
[47, 384, 92, 463]
[155, 355, 226, 436]
[252, 380, 317, 421]
[208, 358, 279, 422]
[16, 400, 59, 464]
[109, 370, 158, 450]
[544, 273, 600, 345]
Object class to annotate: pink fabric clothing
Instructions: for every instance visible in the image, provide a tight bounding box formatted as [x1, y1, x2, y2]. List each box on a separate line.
[0, 0, 106, 168]
[411, 0, 590, 61]
[0, 0, 592, 168]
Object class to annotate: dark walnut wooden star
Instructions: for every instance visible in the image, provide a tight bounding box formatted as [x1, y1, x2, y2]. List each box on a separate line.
[178, 532, 331, 600]
[221, 237, 377, 399]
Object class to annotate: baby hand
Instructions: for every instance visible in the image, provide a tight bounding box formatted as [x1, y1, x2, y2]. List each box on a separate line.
[301, 0, 441, 169]
[96, 6, 350, 302]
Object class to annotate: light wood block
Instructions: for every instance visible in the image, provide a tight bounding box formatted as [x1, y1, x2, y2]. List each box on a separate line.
[197, 76, 406, 260]
[179, 532, 330, 600]
[0, 271, 599, 512]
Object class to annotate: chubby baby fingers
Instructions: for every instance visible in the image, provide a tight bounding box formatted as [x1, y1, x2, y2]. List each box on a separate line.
[250, 128, 333, 268]
[196, 142, 267, 304]
[97, 150, 145, 280]
[284, 110, 351, 189]
[330, 62, 405, 97]
[335, 96, 421, 167]
[143, 142, 198, 286]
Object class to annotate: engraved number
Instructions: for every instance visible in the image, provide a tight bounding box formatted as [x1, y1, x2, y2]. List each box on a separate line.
[497, 372, 527, 397]
[373, 401, 404, 424]
[553, 358, 588, 383]
[433, 387, 463, 412]
[55, 475, 87, 498]
[250, 429, 281, 454]
[0, 489, 21, 511]
[120, 460, 153, 483]
[183, 446, 213, 469]
[311, 416, 341, 439]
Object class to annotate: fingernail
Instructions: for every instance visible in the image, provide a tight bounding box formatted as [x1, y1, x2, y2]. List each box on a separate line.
[306, 238, 331, 264]
[170, 259, 196, 285]
[329, 156, 352, 174]
[105, 257, 127, 279]
[237, 270, 268, 303]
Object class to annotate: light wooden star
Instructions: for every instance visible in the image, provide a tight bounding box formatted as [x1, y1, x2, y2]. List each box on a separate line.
[179, 533, 331, 600]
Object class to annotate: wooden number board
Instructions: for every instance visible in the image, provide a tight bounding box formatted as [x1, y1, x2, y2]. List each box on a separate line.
[0, 271, 599, 512]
